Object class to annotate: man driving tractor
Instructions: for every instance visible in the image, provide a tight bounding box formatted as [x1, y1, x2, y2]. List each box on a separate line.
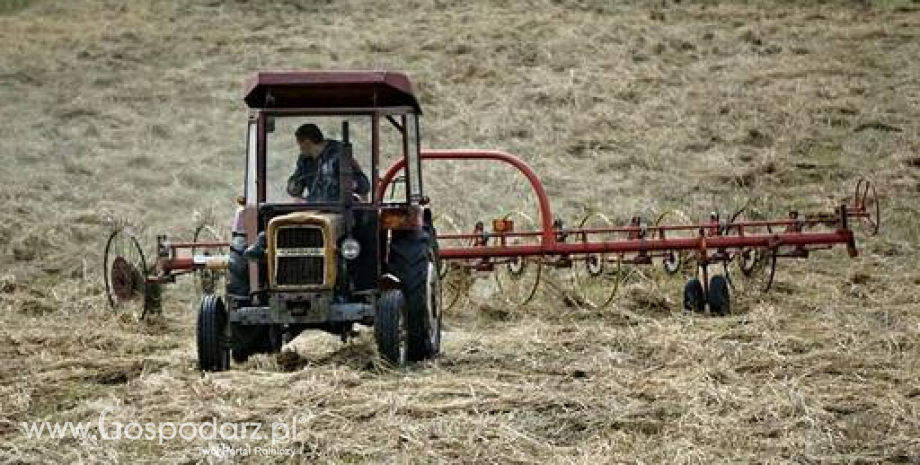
[286, 123, 370, 202]
[241, 122, 372, 272]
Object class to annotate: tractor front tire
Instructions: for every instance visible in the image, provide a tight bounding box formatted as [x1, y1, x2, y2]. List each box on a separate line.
[197, 294, 230, 372]
[374, 289, 407, 365]
[388, 231, 441, 362]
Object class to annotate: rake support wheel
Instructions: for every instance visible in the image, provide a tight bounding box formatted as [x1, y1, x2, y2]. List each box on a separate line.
[683, 278, 705, 313]
[707, 275, 731, 316]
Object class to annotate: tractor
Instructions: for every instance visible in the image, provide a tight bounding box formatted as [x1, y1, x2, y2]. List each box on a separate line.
[105, 71, 442, 371]
[210, 71, 444, 371]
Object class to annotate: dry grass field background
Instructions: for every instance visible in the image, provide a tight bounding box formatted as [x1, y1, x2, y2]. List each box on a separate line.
[1, 0, 919, 463]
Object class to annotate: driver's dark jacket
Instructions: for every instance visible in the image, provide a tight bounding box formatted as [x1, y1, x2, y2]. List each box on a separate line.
[288, 140, 371, 202]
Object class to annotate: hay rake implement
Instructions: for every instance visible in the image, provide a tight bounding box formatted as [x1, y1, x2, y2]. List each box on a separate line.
[97, 69, 884, 373]
[382, 150, 880, 314]
[104, 149, 879, 318]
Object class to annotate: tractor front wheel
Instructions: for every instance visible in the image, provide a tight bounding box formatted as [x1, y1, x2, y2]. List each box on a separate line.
[197, 295, 230, 372]
[374, 289, 407, 365]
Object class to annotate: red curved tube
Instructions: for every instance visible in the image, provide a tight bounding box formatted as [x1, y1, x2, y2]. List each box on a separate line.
[377, 149, 557, 247]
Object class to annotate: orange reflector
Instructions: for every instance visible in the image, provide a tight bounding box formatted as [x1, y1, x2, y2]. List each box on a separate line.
[381, 206, 423, 230]
[380, 210, 406, 229]
[492, 219, 514, 233]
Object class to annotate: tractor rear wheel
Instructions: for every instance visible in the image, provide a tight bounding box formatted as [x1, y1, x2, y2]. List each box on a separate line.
[388, 231, 441, 362]
[374, 289, 407, 365]
[197, 294, 230, 372]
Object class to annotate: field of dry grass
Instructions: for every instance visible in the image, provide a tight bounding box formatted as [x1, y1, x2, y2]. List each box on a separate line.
[1, 0, 919, 463]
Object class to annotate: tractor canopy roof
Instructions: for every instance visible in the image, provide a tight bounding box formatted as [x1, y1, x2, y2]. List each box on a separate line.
[243, 70, 420, 111]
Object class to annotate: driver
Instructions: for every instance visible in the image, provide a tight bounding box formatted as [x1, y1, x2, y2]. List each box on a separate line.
[286, 123, 370, 202]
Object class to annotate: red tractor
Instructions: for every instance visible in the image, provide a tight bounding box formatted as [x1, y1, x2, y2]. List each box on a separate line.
[106, 71, 442, 370]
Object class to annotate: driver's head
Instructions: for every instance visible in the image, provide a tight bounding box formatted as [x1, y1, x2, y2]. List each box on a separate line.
[295, 123, 324, 158]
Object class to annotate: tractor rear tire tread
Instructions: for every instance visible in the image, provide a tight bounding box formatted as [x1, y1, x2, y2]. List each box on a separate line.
[388, 231, 440, 362]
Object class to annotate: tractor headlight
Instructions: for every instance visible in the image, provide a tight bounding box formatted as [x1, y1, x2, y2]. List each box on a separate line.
[341, 238, 361, 260]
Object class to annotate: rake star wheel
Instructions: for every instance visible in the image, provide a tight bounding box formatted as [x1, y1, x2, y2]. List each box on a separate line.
[617, 213, 660, 298]
[104, 227, 152, 319]
[722, 208, 778, 295]
[653, 209, 694, 277]
[730, 245, 778, 294]
[493, 211, 542, 307]
[441, 262, 473, 312]
[192, 224, 228, 297]
[854, 178, 880, 236]
[570, 212, 624, 309]
[434, 214, 473, 311]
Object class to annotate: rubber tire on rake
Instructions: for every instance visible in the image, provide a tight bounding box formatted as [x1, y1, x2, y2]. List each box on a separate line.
[707, 275, 731, 316]
[374, 289, 408, 366]
[683, 278, 705, 313]
[388, 231, 441, 362]
[494, 211, 542, 308]
[197, 294, 230, 372]
[104, 227, 154, 319]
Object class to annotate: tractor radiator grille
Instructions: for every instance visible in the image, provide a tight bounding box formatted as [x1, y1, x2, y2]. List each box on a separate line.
[275, 256, 324, 286]
[274, 226, 326, 286]
[277, 227, 324, 249]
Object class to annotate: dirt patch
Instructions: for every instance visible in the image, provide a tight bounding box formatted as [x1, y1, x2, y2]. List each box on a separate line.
[276, 349, 310, 372]
[741, 128, 773, 148]
[88, 362, 144, 385]
[0, 274, 15, 293]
